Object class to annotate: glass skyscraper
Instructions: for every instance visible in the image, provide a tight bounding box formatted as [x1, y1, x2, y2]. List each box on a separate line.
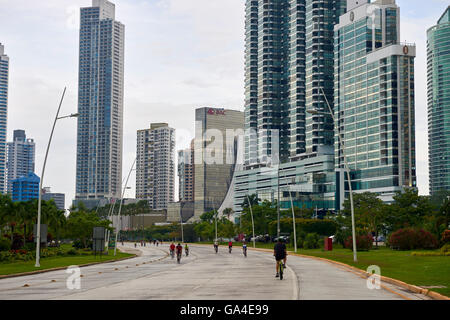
[75, 0, 125, 206]
[427, 6, 450, 194]
[334, 0, 416, 203]
[7, 130, 35, 194]
[0, 44, 9, 194]
[244, 1, 346, 166]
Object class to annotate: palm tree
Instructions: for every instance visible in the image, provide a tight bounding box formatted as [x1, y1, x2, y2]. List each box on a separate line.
[223, 208, 234, 221]
[242, 194, 260, 209]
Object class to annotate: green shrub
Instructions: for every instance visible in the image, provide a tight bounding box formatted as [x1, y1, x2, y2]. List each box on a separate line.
[442, 230, 450, 244]
[303, 233, 320, 249]
[441, 243, 450, 253]
[0, 238, 11, 252]
[388, 228, 438, 250]
[67, 249, 78, 255]
[345, 234, 373, 251]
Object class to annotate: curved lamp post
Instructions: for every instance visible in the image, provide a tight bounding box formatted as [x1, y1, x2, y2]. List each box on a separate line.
[35, 88, 79, 267]
[307, 87, 357, 262]
[114, 158, 136, 256]
[246, 195, 256, 248]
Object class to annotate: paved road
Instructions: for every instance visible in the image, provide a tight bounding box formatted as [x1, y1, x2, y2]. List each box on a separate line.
[0, 243, 429, 300]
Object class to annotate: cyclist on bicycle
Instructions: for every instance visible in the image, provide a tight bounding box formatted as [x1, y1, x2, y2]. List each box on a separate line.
[274, 238, 287, 278]
[185, 243, 189, 256]
[228, 241, 233, 253]
[242, 242, 247, 256]
[214, 240, 219, 253]
[170, 243, 175, 257]
[176, 243, 183, 262]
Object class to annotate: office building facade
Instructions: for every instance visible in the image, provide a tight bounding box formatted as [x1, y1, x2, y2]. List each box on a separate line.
[7, 130, 35, 194]
[136, 123, 175, 210]
[75, 0, 125, 205]
[0, 44, 9, 194]
[244, 0, 346, 166]
[194, 107, 244, 219]
[334, 0, 416, 202]
[12, 172, 40, 202]
[427, 6, 450, 194]
[178, 139, 194, 202]
[42, 187, 65, 211]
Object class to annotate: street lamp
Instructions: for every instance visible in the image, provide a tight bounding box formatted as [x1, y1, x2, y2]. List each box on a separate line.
[114, 158, 136, 256]
[35, 88, 79, 267]
[246, 195, 256, 248]
[288, 191, 297, 253]
[307, 87, 357, 262]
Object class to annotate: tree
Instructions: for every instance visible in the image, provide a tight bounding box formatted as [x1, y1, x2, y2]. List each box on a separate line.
[241, 194, 261, 209]
[223, 208, 234, 221]
[65, 210, 112, 248]
[386, 188, 433, 232]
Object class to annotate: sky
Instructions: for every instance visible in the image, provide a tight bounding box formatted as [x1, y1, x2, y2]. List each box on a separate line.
[0, 0, 448, 208]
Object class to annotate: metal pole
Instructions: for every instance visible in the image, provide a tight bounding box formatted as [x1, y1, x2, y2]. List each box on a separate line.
[277, 160, 280, 239]
[289, 191, 297, 253]
[114, 158, 136, 256]
[35, 88, 67, 267]
[246, 195, 256, 248]
[320, 87, 357, 262]
[180, 211, 184, 243]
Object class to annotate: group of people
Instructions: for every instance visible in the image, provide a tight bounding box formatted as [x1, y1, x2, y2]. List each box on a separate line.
[169, 243, 189, 261]
[213, 238, 287, 278]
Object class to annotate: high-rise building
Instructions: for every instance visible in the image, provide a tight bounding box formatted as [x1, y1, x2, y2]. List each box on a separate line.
[334, 0, 416, 202]
[42, 187, 65, 211]
[194, 107, 244, 219]
[12, 172, 40, 203]
[7, 130, 35, 194]
[75, 0, 125, 207]
[427, 6, 450, 194]
[244, 0, 346, 166]
[136, 123, 175, 210]
[178, 139, 194, 202]
[0, 44, 9, 194]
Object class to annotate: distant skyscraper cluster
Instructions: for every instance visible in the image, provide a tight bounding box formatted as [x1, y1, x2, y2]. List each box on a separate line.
[235, 0, 424, 216]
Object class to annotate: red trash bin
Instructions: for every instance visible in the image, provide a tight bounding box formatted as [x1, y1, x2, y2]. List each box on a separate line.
[324, 237, 333, 251]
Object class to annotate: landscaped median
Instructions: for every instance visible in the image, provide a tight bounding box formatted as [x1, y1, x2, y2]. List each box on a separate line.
[0, 244, 135, 278]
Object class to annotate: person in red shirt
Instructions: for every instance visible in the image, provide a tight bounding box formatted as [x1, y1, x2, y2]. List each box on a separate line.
[228, 241, 233, 253]
[169, 243, 175, 258]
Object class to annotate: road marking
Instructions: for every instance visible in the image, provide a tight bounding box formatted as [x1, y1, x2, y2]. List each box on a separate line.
[286, 265, 299, 300]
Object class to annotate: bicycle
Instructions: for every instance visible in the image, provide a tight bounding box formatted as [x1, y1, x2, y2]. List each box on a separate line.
[243, 247, 247, 257]
[177, 252, 182, 264]
[185, 249, 189, 257]
[229, 246, 232, 254]
[214, 245, 218, 254]
[278, 260, 284, 280]
[170, 250, 175, 259]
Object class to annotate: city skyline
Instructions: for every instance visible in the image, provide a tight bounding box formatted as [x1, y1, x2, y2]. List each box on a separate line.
[0, 0, 447, 207]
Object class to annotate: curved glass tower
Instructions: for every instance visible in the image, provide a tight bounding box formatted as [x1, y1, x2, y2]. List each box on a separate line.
[427, 6, 450, 194]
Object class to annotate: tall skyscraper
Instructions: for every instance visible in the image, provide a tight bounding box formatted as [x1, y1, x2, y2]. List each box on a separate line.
[178, 140, 194, 202]
[244, 0, 346, 166]
[0, 44, 9, 194]
[136, 123, 175, 210]
[427, 6, 450, 194]
[75, 0, 125, 207]
[7, 130, 35, 194]
[194, 107, 244, 219]
[334, 0, 416, 202]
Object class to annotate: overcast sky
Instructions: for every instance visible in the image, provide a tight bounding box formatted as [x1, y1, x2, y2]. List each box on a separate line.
[0, 0, 448, 208]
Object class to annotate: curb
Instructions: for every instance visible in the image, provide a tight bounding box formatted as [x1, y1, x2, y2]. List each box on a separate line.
[0, 252, 137, 280]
